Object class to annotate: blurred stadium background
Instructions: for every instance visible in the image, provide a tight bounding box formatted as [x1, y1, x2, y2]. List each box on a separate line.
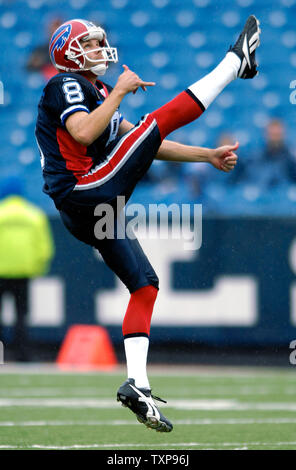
[0, 0, 296, 368]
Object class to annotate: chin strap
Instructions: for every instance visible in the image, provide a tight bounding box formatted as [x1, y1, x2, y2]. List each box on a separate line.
[90, 63, 107, 76]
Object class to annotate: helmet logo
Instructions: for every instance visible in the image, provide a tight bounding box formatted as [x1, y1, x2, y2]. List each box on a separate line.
[50, 24, 72, 63]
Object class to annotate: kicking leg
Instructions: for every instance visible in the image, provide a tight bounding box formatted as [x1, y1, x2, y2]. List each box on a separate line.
[151, 15, 261, 140]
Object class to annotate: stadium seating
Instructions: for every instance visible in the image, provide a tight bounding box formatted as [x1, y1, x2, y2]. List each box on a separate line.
[0, 0, 295, 215]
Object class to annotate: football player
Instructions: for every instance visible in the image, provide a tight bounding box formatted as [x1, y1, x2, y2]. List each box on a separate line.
[35, 16, 260, 432]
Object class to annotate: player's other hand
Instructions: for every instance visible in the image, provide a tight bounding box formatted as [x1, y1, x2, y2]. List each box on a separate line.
[115, 65, 156, 96]
[210, 141, 239, 172]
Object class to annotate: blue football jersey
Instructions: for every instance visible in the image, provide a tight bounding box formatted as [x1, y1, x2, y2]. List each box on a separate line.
[35, 72, 123, 208]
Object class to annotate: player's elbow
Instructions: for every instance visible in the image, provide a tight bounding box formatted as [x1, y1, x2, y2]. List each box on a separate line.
[71, 129, 94, 147]
[77, 134, 93, 147]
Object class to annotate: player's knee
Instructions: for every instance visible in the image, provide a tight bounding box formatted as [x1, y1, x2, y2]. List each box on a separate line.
[144, 269, 159, 291]
[132, 284, 159, 310]
[133, 262, 159, 291]
[128, 271, 159, 293]
[149, 274, 159, 290]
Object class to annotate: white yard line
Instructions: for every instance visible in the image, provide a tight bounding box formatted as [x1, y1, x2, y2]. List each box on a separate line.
[0, 418, 296, 427]
[1, 397, 296, 411]
[0, 363, 295, 379]
[0, 441, 296, 450]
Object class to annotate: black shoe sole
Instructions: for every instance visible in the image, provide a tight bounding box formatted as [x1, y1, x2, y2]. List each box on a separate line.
[117, 393, 173, 432]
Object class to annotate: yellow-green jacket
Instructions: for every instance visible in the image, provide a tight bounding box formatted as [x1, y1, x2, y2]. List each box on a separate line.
[0, 196, 54, 278]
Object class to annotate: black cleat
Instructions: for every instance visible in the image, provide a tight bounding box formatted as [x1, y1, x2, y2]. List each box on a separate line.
[229, 15, 261, 79]
[117, 378, 173, 432]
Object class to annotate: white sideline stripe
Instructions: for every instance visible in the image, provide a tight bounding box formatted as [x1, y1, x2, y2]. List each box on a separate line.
[2, 398, 296, 411]
[1, 442, 296, 449]
[1, 418, 296, 427]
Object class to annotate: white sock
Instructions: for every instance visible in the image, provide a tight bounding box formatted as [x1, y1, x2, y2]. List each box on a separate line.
[124, 336, 150, 389]
[188, 52, 241, 109]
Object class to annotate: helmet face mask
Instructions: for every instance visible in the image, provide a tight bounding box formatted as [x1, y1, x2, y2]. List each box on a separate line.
[49, 19, 118, 75]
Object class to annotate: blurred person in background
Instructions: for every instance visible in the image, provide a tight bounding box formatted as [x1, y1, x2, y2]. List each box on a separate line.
[26, 17, 63, 82]
[262, 119, 296, 185]
[0, 176, 55, 361]
[238, 119, 296, 188]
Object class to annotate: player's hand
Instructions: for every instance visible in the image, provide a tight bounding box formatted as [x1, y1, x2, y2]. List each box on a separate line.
[210, 141, 239, 172]
[115, 65, 156, 96]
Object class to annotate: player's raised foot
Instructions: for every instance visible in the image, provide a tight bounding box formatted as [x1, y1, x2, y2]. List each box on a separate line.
[117, 378, 173, 432]
[229, 15, 261, 79]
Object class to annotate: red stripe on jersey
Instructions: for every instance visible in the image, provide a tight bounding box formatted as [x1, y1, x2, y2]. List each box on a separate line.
[75, 114, 154, 188]
[56, 128, 93, 178]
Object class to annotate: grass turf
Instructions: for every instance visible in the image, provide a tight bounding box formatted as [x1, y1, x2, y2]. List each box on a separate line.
[0, 365, 296, 450]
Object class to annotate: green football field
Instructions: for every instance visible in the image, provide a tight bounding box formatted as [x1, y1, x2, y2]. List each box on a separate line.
[0, 364, 296, 450]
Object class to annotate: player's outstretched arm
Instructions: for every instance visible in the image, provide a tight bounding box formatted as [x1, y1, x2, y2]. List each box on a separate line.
[155, 139, 239, 173]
